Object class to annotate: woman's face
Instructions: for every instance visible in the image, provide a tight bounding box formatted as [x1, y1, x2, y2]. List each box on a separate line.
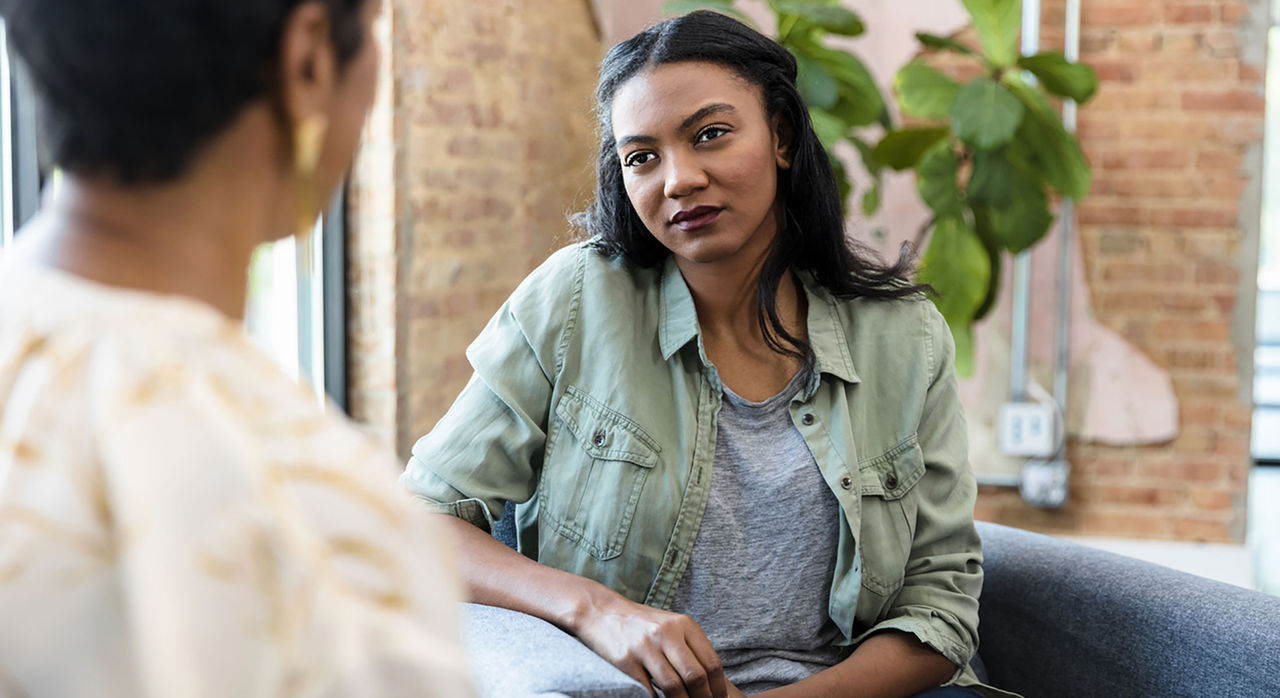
[610, 61, 790, 270]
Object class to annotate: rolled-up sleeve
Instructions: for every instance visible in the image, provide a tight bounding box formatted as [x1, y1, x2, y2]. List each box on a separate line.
[402, 282, 565, 533]
[854, 304, 983, 674]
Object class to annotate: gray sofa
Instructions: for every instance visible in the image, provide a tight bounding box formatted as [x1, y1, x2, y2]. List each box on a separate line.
[461, 520, 1280, 697]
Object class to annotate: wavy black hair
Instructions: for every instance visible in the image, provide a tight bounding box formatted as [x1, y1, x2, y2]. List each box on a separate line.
[576, 10, 926, 365]
[0, 0, 368, 183]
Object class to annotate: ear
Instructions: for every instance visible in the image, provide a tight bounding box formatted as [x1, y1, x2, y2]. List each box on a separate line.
[772, 113, 794, 171]
[277, 2, 337, 137]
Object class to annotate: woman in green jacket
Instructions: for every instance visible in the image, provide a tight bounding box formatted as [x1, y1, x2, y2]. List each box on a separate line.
[406, 11, 1003, 698]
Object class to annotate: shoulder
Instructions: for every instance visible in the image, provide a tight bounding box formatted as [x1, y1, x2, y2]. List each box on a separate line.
[504, 241, 658, 332]
[828, 291, 948, 372]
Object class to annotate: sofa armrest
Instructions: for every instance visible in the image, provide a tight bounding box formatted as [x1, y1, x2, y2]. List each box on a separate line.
[975, 521, 1280, 698]
[461, 603, 649, 698]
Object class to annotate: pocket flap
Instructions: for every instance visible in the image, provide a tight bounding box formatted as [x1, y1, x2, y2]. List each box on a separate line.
[858, 435, 925, 500]
[555, 386, 660, 468]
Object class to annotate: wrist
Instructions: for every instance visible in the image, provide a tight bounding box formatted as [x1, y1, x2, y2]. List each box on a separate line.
[560, 575, 627, 634]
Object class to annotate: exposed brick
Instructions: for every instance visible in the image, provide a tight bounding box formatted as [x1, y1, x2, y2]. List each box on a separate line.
[1083, 3, 1160, 26]
[1181, 89, 1266, 113]
[1164, 4, 1214, 23]
[1171, 516, 1234, 542]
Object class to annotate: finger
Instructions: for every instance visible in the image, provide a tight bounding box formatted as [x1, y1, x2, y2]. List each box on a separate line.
[661, 639, 715, 698]
[682, 626, 727, 698]
[638, 645, 689, 698]
[617, 659, 657, 698]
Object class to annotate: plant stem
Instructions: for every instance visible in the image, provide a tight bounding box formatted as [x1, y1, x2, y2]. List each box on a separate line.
[914, 215, 937, 252]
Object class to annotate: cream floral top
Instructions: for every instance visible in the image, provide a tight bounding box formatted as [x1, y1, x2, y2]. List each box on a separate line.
[0, 261, 475, 698]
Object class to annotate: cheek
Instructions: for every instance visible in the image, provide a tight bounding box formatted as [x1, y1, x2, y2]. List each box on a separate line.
[623, 175, 661, 222]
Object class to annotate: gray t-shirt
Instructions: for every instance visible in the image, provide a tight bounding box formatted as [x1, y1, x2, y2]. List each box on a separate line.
[668, 371, 847, 693]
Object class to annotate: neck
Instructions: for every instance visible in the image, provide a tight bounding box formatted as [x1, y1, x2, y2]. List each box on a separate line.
[675, 207, 803, 346]
[14, 150, 283, 321]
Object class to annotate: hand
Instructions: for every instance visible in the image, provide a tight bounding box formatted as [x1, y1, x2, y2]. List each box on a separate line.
[726, 681, 749, 698]
[572, 591, 727, 698]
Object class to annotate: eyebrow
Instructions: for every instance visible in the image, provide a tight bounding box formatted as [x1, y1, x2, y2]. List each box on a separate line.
[615, 103, 738, 151]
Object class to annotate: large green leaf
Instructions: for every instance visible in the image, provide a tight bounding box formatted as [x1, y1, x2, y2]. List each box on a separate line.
[872, 126, 950, 170]
[954, 324, 976, 376]
[794, 51, 840, 110]
[961, 0, 1021, 67]
[861, 181, 881, 217]
[1016, 52, 1099, 104]
[917, 140, 964, 217]
[1004, 75, 1092, 200]
[984, 176, 1054, 253]
[894, 62, 960, 120]
[799, 42, 884, 127]
[916, 32, 977, 56]
[851, 135, 881, 175]
[918, 215, 991, 375]
[775, 1, 865, 35]
[969, 210, 1003, 321]
[808, 107, 847, 150]
[967, 149, 1019, 207]
[663, 0, 757, 23]
[951, 77, 1024, 150]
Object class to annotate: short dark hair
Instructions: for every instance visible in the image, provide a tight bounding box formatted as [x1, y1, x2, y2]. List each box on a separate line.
[576, 11, 925, 364]
[0, 0, 368, 183]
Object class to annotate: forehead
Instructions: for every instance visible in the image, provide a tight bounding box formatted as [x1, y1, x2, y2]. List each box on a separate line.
[610, 61, 766, 136]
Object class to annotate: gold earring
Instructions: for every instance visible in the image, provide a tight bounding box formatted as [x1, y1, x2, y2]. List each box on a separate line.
[294, 115, 328, 238]
[293, 115, 328, 276]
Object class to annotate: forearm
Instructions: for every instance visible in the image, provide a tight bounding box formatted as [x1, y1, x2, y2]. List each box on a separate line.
[752, 631, 956, 698]
[436, 514, 619, 634]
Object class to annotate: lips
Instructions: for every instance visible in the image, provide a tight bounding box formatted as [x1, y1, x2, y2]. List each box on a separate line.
[670, 205, 723, 231]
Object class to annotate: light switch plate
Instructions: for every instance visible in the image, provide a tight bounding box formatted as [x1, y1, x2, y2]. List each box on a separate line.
[998, 402, 1056, 458]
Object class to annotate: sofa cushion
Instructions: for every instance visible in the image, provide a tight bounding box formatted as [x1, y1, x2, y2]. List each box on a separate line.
[462, 603, 648, 698]
[975, 521, 1280, 698]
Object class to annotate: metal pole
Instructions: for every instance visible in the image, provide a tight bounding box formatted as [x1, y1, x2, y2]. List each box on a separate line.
[1011, 0, 1042, 401]
[1054, 0, 1081, 429]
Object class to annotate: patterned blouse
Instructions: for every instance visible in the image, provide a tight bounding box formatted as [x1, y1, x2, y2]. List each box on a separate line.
[0, 261, 475, 698]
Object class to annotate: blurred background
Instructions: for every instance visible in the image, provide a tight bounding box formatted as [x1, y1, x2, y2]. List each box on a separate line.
[0, 0, 1275, 592]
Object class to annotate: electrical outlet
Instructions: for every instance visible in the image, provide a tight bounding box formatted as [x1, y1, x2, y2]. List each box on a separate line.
[998, 402, 1056, 458]
[1021, 459, 1071, 508]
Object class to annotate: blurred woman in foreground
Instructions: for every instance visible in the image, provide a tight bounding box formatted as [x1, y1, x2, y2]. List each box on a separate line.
[0, 1, 474, 695]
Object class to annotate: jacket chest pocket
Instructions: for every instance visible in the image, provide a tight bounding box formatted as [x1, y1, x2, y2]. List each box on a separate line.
[540, 386, 660, 561]
[857, 436, 926, 600]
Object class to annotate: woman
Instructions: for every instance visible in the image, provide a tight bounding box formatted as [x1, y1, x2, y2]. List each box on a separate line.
[405, 11, 1008, 698]
[0, 1, 473, 696]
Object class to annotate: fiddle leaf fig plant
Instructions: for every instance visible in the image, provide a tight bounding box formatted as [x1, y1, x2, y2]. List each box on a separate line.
[663, 0, 1098, 375]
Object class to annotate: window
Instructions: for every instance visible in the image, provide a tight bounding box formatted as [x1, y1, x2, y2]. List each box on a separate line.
[244, 196, 348, 411]
[1258, 15, 1280, 465]
[1, 20, 41, 247]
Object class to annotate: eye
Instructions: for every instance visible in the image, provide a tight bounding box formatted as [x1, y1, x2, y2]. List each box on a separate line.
[696, 126, 729, 143]
[623, 151, 656, 168]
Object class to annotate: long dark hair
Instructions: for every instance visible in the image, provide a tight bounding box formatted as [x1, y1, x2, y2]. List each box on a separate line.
[575, 10, 926, 365]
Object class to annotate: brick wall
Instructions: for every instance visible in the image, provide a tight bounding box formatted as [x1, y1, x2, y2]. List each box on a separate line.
[973, 0, 1265, 543]
[347, 0, 601, 457]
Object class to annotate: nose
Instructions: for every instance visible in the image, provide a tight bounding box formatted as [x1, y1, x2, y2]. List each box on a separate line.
[662, 149, 709, 200]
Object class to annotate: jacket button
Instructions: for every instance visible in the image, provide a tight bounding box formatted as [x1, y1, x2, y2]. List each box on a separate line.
[592, 430, 606, 447]
[840, 476, 853, 490]
[884, 473, 899, 490]
[802, 413, 815, 426]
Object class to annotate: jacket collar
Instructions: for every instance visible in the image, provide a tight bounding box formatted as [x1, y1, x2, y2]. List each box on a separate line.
[657, 257, 861, 388]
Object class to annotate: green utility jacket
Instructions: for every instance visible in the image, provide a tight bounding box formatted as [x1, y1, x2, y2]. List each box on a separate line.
[405, 243, 1015, 695]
